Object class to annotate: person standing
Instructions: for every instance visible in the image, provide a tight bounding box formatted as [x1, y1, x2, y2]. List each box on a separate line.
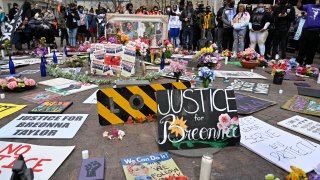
[232, 3, 250, 53]
[180, 1, 196, 51]
[58, 6, 69, 47]
[168, 5, 182, 47]
[124, 3, 134, 14]
[65, 3, 80, 47]
[264, 5, 275, 59]
[222, 0, 236, 51]
[199, 5, 216, 43]
[32, 3, 41, 18]
[9, 3, 19, 21]
[272, 0, 295, 59]
[0, 6, 5, 36]
[87, 8, 97, 43]
[77, 6, 87, 45]
[296, 0, 320, 66]
[249, 2, 271, 56]
[216, 1, 227, 52]
[44, 8, 55, 25]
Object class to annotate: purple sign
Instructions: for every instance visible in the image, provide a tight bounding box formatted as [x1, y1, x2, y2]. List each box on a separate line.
[78, 157, 105, 180]
[235, 93, 276, 115]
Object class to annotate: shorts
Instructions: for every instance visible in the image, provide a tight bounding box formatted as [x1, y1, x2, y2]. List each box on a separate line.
[169, 28, 180, 38]
[78, 25, 87, 34]
[89, 27, 97, 35]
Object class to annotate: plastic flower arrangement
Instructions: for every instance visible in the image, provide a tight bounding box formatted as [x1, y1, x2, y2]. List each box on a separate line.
[198, 67, 215, 88]
[296, 66, 319, 77]
[221, 49, 233, 57]
[269, 60, 288, 77]
[265, 174, 280, 180]
[3, 40, 11, 55]
[286, 166, 308, 180]
[108, 36, 116, 44]
[161, 39, 174, 59]
[78, 41, 91, 52]
[120, 33, 129, 45]
[169, 59, 187, 76]
[135, 41, 149, 56]
[237, 48, 263, 62]
[0, 77, 36, 90]
[35, 37, 48, 57]
[197, 44, 221, 69]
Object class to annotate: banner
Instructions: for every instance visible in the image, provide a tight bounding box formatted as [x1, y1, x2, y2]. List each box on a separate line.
[0, 114, 88, 139]
[0, 103, 26, 119]
[157, 89, 240, 150]
[240, 116, 320, 173]
[97, 81, 191, 126]
[227, 79, 270, 94]
[0, 141, 74, 180]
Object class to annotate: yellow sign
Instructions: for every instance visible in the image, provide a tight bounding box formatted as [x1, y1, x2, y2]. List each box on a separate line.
[0, 103, 26, 119]
[97, 82, 191, 125]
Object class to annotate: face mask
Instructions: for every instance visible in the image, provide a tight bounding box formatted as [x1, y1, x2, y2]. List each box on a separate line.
[258, 8, 264, 13]
[79, 9, 83, 13]
[229, 3, 235, 8]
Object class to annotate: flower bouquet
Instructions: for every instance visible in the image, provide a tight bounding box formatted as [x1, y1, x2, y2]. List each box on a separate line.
[78, 41, 91, 52]
[237, 48, 263, 69]
[65, 55, 85, 68]
[286, 166, 308, 180]
[169, 59, 187, 82]
[198, 67, 215, 88]
[120, 33, 129, 45]
[296, 66, 319, 78]
[196, 44, 221, 69]
[221, 49, 233, 58]
[161, 39, 174, 59]
[35, 37, 48, 57]
[269, 60, 287, 85]
[0, 77, 36, 92]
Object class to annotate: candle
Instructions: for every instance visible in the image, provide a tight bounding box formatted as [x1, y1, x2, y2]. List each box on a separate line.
[275, 54, 279, 60]
[82, 150, 89, 159]
[0, 94, 5, 99]
[262, 66, 265, 70]
[85, 71, 89, 75]
[279, 89, 283, 94]
[199, 154, 213, 180]
[47, 47, 51, 54]
[224, 57, 228, 65]
[251, 69, 253, 73]
[1, 49, 4, 58]
[317, 73, 320, 84]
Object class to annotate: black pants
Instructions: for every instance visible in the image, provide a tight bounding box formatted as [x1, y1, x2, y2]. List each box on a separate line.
[265, 29, 274, 57]
[193, 26, 201, 51]
[222, 28, 234, 50]
[272, 31, 288, 59]
[297, 29, 320, 65]
[60, 28, 69, 45]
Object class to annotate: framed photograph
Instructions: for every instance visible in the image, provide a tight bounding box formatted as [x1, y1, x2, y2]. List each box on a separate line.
[106, 14, 169, 46]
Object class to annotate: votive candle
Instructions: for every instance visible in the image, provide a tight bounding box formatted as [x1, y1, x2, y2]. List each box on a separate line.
[82, 150, 89, 159]
[0, 94, 5, 99]
[199, 154, 213, 180]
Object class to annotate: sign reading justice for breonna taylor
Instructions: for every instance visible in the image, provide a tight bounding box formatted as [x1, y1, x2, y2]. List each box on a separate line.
[157, 88, 240, 150]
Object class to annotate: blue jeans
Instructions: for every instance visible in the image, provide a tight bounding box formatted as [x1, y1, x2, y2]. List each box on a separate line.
[233, 28, 247, 52]
[182, 26, 193, 50]
[67, 28, 77, 47]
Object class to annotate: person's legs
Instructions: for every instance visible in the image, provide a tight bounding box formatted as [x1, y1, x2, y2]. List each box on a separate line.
[305, 30, 320, 65]
[257, 30, 268, 56]
[238, 28, 247, 52]
[280, 31, 288, 59]
[265, 29, 274, 58]
[227, 28, 234, 50]
[216, 27, 224, 52]
[182, 28, 187, 50]
[222, 28, 230, 50]
[296, 30, 308, 65]
[188, 27, 194, 51]
[249, 31, 257, 50]
[272, 31, 281, 59]
[232, 30, 239, 52]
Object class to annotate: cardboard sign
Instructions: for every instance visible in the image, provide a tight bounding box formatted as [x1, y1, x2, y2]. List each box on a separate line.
[91, 59, 114, 76]
[39, 78, 76, 87]
[122, 45, 136, 63]
[0, 103, 26, 119]
[121, 60, 135, 77]
[235, 93, 276, 114]
[227, 79, 270, 94]
[78, 157, 104, 180]
[278, 115, 320, 142]
[282, 95, 320, 117]
[83, 90, 98, 104]
[97, 81, 191, 126]
[297, 87, 320, 98]
[294, 82, 311, 87]
[240, 116, 320, 172]
[19, 70, 40, 75]
[0, 141, 74, 180]
[21, 91, 61, 103]
[29, 102, 73, 114]
[46, 82, 98, 96]
[0, 114, 88, 139]
[120, 152, 183, 179]
[215, 71, 267, 79]
[157, 89, 240, 150]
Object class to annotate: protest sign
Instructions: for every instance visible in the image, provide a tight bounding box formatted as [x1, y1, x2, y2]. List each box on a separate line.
[157, 89, 240, 150]
[0, 103, 26, 119]
[29, 102, 73, 114]
[297, 87, 320, 98]
[91, 59, 114, 76]
[121, 60, 135, 77]
[83, 90, 98, 104]
[0, 141, 74, 180]
[240, 116, 320, 172]
[278, 115, 320, 142]
[39, 78, 76, 87]
[227, 79, 270, 94]
[215, 71, 267, 79]
[19, 70, 40, 75]
[78, 157, 104, 180]
[46, 82, 98, 96]
[235, 93, 276, 114]
[21, 91, 61, 103]
[282, 95, 320, 117]
[121, 152, 183, 179]
[0, 114, 88, 139]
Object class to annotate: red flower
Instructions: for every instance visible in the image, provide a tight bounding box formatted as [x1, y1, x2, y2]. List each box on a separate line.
[127, 117, 134, 124]
[137, 117, 144, 123]
[147, 114, 153, 122]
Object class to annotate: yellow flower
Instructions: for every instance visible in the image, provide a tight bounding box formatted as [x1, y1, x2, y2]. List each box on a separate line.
[207, 47, 213, 53]
[271, 70, 275, 76]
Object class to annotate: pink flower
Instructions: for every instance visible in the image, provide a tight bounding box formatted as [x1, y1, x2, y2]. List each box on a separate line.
[217, 123, 224, 130]
[0, 79, 6, 85]
[7, 81, 17, 90]
[24, 79, 36, 86]
[215, 63, 221, 70]
[218, 113, 231, 127]
[5, 77, 17, 82]
[231, 116, 239, 125]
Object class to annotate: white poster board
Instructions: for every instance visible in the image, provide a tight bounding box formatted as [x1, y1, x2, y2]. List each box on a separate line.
[240, 116, 320, 172]
[0, 141, 74, 180]
[83, 90, 98, 104]
[45, 82, 98, 96]
[0, 114, 88, 139]
[215, 71, 267, 79]
[39, 78, 76, 87]
[278, 115, 320, 142]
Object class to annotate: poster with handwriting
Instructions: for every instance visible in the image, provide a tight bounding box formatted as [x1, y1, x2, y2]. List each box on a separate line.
[0, 103, 26, 119]
[120, 152, 183, 180]
[282, 95, 320, 117]
[0, 114, 88, 139]
[0, 141, 74, 180]
[227, 79, 270, 94]
[46, 82, 98, 96]
[239, 116, 320, 172]
[157, 89, 240, 150]
[29, 102, 73, 114]
[235, 93, 276, 114]
[278, 115, 320, 142]
[21, 91, 62, 103]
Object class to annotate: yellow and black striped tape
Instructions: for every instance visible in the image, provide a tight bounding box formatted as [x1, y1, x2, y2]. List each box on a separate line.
[97, 81, 191, 126]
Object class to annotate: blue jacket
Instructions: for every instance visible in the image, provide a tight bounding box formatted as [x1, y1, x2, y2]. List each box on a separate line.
[0, 12, 5, 23]
[86, 14, 97, 29]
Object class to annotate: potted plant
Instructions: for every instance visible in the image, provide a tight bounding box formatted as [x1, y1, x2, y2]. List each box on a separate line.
[168, 59, 187, 82]
[221, 49, 233, 62]
[0, 77, 36, 92]
[237, 48, 263, 69]
[198, 67, 215, 88]
[269, 60, 287, 85]
[296, 66, 319, 77]
[196, 44, 221, 69]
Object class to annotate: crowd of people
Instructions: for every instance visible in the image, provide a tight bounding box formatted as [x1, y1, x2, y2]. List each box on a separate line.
[0, 0, 319, 66]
